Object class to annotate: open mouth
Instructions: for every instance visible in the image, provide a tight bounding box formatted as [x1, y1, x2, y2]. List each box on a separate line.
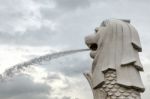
[90, 43, 97, 51]
[89, 43, 97, 59]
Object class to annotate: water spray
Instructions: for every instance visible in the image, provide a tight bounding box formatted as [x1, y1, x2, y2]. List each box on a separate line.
[0, 49, 89, 81]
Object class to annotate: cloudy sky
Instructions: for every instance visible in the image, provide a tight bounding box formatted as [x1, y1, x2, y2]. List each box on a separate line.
[0, 0, 150, 99]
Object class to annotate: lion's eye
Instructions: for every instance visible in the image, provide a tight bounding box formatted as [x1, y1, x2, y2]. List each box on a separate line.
[90, 43, 97, 51]
[95, 27, 99, 33]
[95, 29, 98, 33]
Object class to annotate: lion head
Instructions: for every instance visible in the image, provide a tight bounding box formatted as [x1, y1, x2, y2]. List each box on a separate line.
[85, 19, 143, 72]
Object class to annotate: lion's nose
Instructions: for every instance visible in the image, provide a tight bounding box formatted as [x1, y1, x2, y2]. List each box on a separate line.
[85, 34, 98, 51]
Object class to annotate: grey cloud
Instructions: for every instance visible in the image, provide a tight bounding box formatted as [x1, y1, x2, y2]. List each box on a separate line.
[40, 8, 61, 20]
[147, 74, 150, 82]
[142, 83, 150, 99]
[55, 0, 90, 10]
[0, 74, 51, 99]
[0, 25, 59, 46]
[41, 72, 83, 99]
[40, 0, 90, 20]
[40, 0, 100, 20]
[42, 73, 61, 83]
[0, 0, 41, 33]
[62, 96, 71, 99]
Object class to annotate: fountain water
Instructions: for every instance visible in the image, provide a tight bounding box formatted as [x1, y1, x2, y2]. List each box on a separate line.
[0, 49, 89, 81]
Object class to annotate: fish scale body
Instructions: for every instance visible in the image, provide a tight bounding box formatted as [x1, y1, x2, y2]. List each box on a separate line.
[99, 70, 141, 99]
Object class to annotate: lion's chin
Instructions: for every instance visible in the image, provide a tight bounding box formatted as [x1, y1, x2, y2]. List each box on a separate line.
[90, 51, 97, 59]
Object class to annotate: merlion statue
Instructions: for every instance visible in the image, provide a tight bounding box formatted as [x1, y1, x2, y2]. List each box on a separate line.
[84, 19, 145, 99]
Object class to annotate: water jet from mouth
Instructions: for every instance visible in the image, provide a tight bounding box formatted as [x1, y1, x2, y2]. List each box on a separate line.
[0, 48, 89, 81]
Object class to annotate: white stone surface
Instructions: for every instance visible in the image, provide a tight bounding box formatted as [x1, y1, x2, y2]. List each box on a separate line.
[84, 19, 145, 99]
